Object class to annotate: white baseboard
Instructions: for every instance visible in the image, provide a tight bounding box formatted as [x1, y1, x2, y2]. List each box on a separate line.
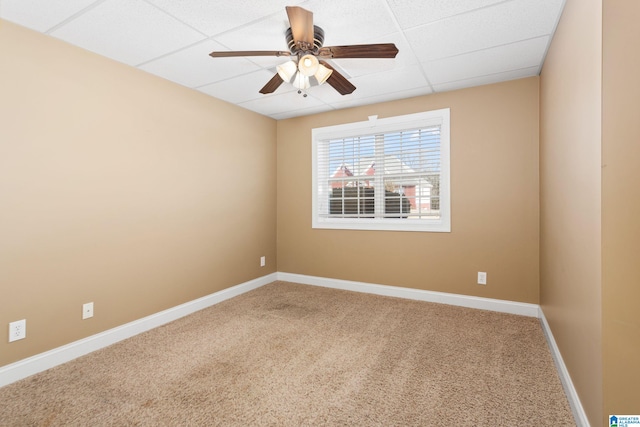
[538, 308, 590, 427]
[0, 273, 277, 388]
[277, 272, 540, 317]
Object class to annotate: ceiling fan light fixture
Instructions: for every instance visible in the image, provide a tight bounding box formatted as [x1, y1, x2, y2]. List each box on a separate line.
[210, 6, 398, 96]
[276, 60, 298, 82]
[298, 54, 319, 77]
[292, 72, 311, 90]
[314, 64, 333, 85]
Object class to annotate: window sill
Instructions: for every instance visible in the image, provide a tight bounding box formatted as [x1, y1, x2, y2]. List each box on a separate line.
[312, 218, 451, 233]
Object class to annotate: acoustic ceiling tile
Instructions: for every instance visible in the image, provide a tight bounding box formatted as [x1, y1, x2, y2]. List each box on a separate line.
[329, 86, 433, 111]
[197, 70, 284, 104]
[302, 0, 399, 46]
[431, 66, 539, 93]
[423, 36, 549, 85]
[239, 88, 326, 117]
[334, 32, 417, 79]
[299, 81, 355, 105]
[405, 0, 564, 62]
[387, 0, 506, 30]
[271, 104, 335, 120]
[147, 0, 303, 37]
[244, 56, 291, 70]
[140, 40, 261, 88]
[50, 0, 205, 66]
[316, 66, 432, 108]
[0, 0, 98, 32]
[211, 12, 292, 52]
[271, 95, 333, 120]
[346, 65, 430, 100]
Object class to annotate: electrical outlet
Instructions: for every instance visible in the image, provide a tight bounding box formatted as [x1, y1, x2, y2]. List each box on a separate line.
[9, 319, 26, 342]
[477, 272, 487, 285]
[260, 256, 266, 267]
[82, 302, 94, 319]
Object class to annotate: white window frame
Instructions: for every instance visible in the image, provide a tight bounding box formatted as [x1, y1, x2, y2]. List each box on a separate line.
[312, 108, 451, 232]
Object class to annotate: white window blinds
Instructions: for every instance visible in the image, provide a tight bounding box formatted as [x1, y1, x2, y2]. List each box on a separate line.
[312, 109, 450, 232]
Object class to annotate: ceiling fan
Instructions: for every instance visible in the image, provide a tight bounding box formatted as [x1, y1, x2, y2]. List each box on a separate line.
[209, 6, 399, 96]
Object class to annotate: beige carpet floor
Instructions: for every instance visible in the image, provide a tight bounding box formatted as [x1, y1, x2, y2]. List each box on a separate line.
[0, 281, 574, 426]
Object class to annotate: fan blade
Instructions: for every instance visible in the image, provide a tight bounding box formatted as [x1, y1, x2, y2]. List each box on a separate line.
[319, 61, 356, 95]
[209, 50, 290, 58]
[259, 73, 284, 94]
[318, 43, 399, 59]
[286, 6, 314, 45]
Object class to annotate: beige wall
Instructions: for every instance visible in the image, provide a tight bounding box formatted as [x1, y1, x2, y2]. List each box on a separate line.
[7, 4, 637, 421]
[539, 0, 603, 424]
[0, 21, 277, 367]
[602, 0, 640, 417]
[277, 78, 540, 304]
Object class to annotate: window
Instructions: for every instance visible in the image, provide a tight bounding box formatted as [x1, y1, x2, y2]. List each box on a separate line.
[312, 109, 450, 232]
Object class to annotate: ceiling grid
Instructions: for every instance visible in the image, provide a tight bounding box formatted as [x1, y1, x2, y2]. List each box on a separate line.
[0, 0, 566, 119]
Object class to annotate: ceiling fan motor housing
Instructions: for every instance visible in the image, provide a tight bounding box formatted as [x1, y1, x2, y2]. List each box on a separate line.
[286, 25, 325, 54]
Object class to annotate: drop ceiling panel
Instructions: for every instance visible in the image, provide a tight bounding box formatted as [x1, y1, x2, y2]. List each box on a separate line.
[298, 83, 351, 105]
[347, 65, 430, 100]
[431, 66, 540, 93]
[271, 105, 335, 121]
[49, 0, 205, 66]
[239, 89, 327, 117]
[302, 0, 399, 46]
[330, 87, 433, 112]
[268, 90, 337, 119]
[211, 12, 292, 51]
[333, 32, 417, 79]
[405, 0, 564, 62]
[147, 0, 302, 37]
[0, 0, 97, 32]
[140, 40, 261, 88]
[198, 70, 280, 104]
[387, 0, 507, 29]
[423, 36, 549, 85]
